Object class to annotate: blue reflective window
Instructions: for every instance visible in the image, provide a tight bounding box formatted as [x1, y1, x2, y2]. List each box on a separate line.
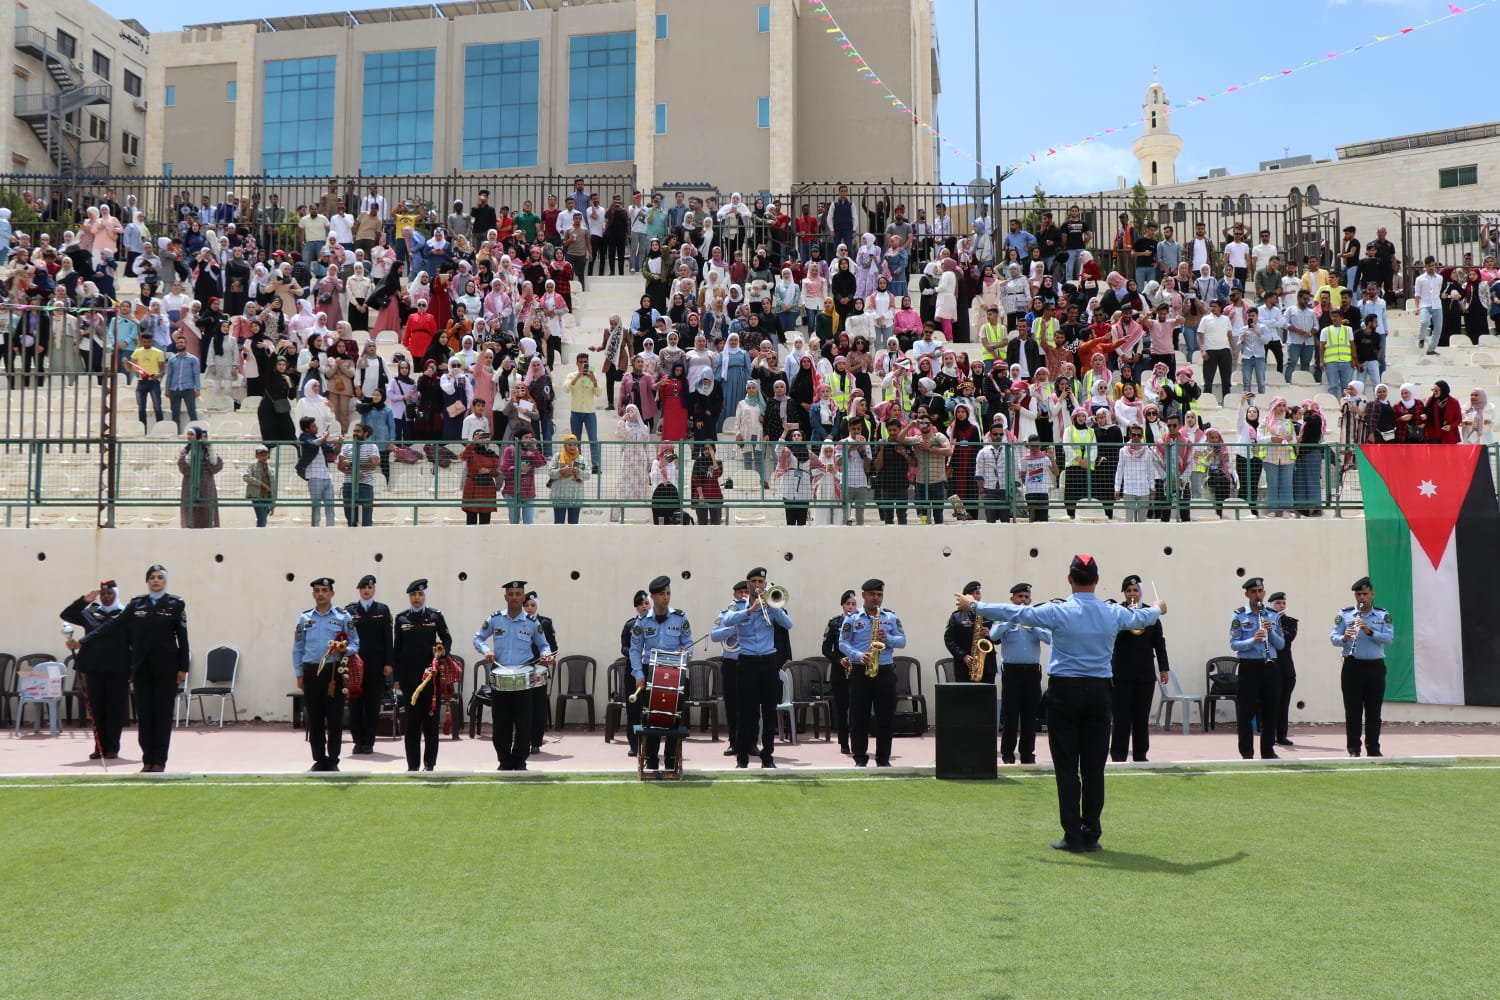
[163, 162, 173, 175]
[757, 5, 770, 33]
[462, 40, 540, 170]
[655, 103, 667, 135]
[361, 49, 435, 175]
[225, 158, 235, 174]
[261, 56, 335, 176]
[655, 13, 668, 39]
[226, 80, 236, 103]
[165, 86, 175, 107]
[757, 96, 770, 129]
[567, 32, 635, 164]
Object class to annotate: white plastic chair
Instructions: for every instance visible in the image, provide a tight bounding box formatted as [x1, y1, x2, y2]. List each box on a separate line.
[1155, 669, 1204, 735]
[775, 668, 798, 745]
[13, 661, 66, 736]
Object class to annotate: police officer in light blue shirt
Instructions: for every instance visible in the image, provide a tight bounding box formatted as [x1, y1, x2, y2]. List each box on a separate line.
[721, 566, 793, 769]
[1330, 576, 1395, 757]
[629, 575, 693, 774]
[709, 580, 750, 758]
[473, 579, 553, 771]
[990, 582, 1053, 765]
[838, 578, 908, 768]
[1229, 576, 1285, 760]
[959, 554, 1164, 853]
[292, 577, 359, 772]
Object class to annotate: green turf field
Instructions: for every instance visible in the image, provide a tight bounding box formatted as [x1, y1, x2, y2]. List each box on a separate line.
[4, 765, 1498, 999]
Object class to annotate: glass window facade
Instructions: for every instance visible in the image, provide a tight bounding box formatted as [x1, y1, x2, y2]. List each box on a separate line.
[655, 13, 668, 39]
[757, 5, 770, 32]
[655, 103, 667, 136]
[567, 32, 635, 164]
[463, 41, 540, 170]
[262, 56, 335, 176]
[757, 96, 770, 129]
[361, 49, 435, 176]
[164, 85, 176, 108]
[227, 80, 237, 103]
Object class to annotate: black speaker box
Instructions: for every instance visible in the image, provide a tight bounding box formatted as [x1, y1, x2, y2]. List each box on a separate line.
[935, 682, 998, 780]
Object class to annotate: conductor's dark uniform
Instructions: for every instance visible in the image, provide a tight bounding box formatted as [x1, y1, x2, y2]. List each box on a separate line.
[1110, 602, 1169, 762]
[393, 594, 453, 771]
[344, 589, 393, 754]
[84, 589, 190, 770]
[943, 608, 998, 683]
[60, 595, 129, 758]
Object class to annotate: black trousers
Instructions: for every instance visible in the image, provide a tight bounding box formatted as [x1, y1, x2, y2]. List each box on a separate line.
[491, 689, 531, 769]
[999, 663, 1041, 763]
[1266, 338, 1284, 374]
[404, 699, 441, 770]
[348, 674, 384, 749]
[606, 235, 627, 275]
[1341, 658, 1385, 755]
[530, 685, 549, 750]
[1277, 664, 1296, 742]
[849, 665, 896, 765]
[1045, 676, 1111, 847]
[303, 671, 345, 765]
[831, 669, 851, 748]
[134, 668, 179, 767]
[720, 659, 739, 750]
[1236, 658, 1280, 758]
[589, 235, 605, 274]
[83, 670, 130, 757]
[1202, 348, 1233, 400]
[1110, 675, 1156, 762]
[735, 653, 781, 762]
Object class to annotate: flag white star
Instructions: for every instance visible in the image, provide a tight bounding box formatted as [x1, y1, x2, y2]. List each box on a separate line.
[1417, 480, 1438, 497]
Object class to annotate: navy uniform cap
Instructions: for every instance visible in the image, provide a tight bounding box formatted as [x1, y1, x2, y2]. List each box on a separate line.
[1121, 574, 1142, 590]
[962, 581, 982, 596]
[1351, 576, 1372, 591]
[733, 580, 749, 591]
[746, 566, 768, 580]
[1267, 592, 1286, 603]
[357, 574, 377, 589]
[1242, 577, 1264, 591]
[862, 578, 884, 592]
[632, 590, 649, 605]
[502, 579, 527, 590]
[1009, 582, 1031, 595]
[311, 577, 335, 588]
[406, 579, 428, 594]
[1068, 554, 1099, 582]
[648, 576, 672, 595]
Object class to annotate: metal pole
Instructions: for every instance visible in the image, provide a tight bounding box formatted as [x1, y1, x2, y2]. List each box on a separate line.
[973, 0, 981, 170]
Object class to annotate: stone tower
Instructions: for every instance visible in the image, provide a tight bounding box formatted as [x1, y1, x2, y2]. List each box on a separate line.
[1131, 79, 1182, 187]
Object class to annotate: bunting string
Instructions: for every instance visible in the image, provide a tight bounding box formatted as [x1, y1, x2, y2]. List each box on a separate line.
[806, 0, 1493, 178]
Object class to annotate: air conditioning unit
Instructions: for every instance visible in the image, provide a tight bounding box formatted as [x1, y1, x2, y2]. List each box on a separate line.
[123, 153, 138, 166]
[133, 97, 148, 112]
[71, 59, 87, 74]
[61, 120, 82, 138]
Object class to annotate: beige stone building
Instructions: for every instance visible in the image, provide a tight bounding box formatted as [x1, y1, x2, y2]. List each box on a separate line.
[141, 0, 940, 193]
[2, 0, 152, 174]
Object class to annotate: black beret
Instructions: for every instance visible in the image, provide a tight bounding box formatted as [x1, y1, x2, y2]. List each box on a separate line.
[648, 576, 671, 595]
[502, 580, 527, 590]
[357, 574, 377, 589]
[1009, 583, 1031, 595]
[840, 589, 856, 603]
[406, 579, 428, 594]
[1242, 577, 1264, 591]
[1267, 592, 1286, 603]
[862, 578, 884, 592]
[733, 581, 749, 591]
[632, 590, 649, 606]
[746, 566, 768, 579]
[311, 577, 335, 588]
[1121, 575, 1142, 591]
[962, 581, 982, 596]
[1351, 576, 1372, 591]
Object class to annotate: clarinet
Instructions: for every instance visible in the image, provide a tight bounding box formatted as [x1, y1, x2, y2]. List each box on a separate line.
[1342, 605, 1365, 658]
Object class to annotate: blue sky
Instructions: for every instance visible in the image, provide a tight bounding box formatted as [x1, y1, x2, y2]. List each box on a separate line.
[105, 0, 1491, 195]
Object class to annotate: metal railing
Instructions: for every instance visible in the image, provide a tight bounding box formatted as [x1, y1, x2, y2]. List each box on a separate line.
[5, 438, 1492, 528]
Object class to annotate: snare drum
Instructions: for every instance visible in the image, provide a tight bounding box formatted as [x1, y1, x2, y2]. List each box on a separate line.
[644, 661, 688, 729]
[491, 665, 533, 693]
[528, 663, 551, 690]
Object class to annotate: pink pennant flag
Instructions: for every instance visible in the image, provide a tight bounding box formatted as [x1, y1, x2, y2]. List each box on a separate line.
[1449, 4, 1465, 13]
[1105, 128, 1115, 134]
[1400, 27, 1413, 32]
[1226, 86, 1239, 92]
[1047, 148, 1056, 155]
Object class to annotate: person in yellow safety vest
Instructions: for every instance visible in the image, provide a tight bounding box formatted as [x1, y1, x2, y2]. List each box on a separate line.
[827, 355, 856, 414]
[980, 306, 1008, 372]
[1030, 307, 1061, 363]
[1318, 316, 1354, 399]
[1061, 406, 1096, 519]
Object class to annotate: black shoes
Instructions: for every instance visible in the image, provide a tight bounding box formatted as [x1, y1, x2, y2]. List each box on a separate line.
[761, 758, 776, 769]
[876, 761, 892, 767]
[1275, 738, 1294, 747]
[853, 758, 868, 767]
[723, 746, 738, 757]
[839, 743, 852, 755]
[627, 748, 638, 757]
[1050, 840, 1101, 854]
[1367, 749, 1383, 757]
[735, 757, 749, 769]
[1262, 751, 1280, 760]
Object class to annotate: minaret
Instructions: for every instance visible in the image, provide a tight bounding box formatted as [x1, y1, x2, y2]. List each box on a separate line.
[1132, 73, 1182, 187]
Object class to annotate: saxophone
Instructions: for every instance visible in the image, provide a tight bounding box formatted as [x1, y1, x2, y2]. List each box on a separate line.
[969, 612, 994, 682]
[866, 613, 887, 678]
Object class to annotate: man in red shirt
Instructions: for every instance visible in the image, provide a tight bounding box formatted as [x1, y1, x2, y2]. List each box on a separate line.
[795, 204, 821, 262]
[403, 299, 438, 362]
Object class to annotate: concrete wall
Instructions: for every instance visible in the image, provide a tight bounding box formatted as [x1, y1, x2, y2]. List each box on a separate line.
[7, 522, 1496, 728]
[147, 25, 257, 178]
[159, 64, 238, 175]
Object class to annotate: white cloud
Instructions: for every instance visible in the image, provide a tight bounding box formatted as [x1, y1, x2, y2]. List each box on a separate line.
[1009, 142, 1140, 196]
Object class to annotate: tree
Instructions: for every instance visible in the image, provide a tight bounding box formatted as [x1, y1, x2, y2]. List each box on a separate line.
[1128, 182, 1152, 231]
[1020, 184, 1048, 235]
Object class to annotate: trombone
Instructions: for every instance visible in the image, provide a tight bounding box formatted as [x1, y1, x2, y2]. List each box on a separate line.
[755, 584, 790, 625]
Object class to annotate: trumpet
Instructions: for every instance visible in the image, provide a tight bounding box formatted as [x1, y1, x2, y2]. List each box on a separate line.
[755, 584, 790, 625]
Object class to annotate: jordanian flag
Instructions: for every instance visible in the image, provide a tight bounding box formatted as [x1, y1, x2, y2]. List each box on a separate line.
[1358, 445, 1500, 706]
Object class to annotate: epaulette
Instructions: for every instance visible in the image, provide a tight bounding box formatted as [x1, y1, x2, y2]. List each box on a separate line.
[1341, 606, 1355, 613]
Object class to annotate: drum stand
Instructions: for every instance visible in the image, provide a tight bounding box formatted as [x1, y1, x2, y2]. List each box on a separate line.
[633, 722, 689, 781]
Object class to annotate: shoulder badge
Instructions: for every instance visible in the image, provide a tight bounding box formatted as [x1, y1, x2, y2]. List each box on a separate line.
[632, 626, 643, 637]
[1333, 613, 1344, 627]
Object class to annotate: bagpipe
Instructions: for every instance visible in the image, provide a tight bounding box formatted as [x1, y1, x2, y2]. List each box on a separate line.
[411, 652, 464, 713]
[317, 632, 365, 700]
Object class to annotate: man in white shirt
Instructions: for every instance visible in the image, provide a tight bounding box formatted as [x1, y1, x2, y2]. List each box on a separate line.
[1412, 257, 1444, 354]
[555, 197, 579, 238]
[337, 422, 380, 527]
[1250, 230, 1278, 273]
[1259, 289, 1286, 380]
[628, 192, 649, 273]
[1358, 282, 1388, 378]
[585, 194, 607, 276]
[1284, 290, 1319, 383]
[1224, 234, 1251, 286]
[358, 184, 387, 221]
[1188, 221, 1214, 274]
[328, 202, 355, 251]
